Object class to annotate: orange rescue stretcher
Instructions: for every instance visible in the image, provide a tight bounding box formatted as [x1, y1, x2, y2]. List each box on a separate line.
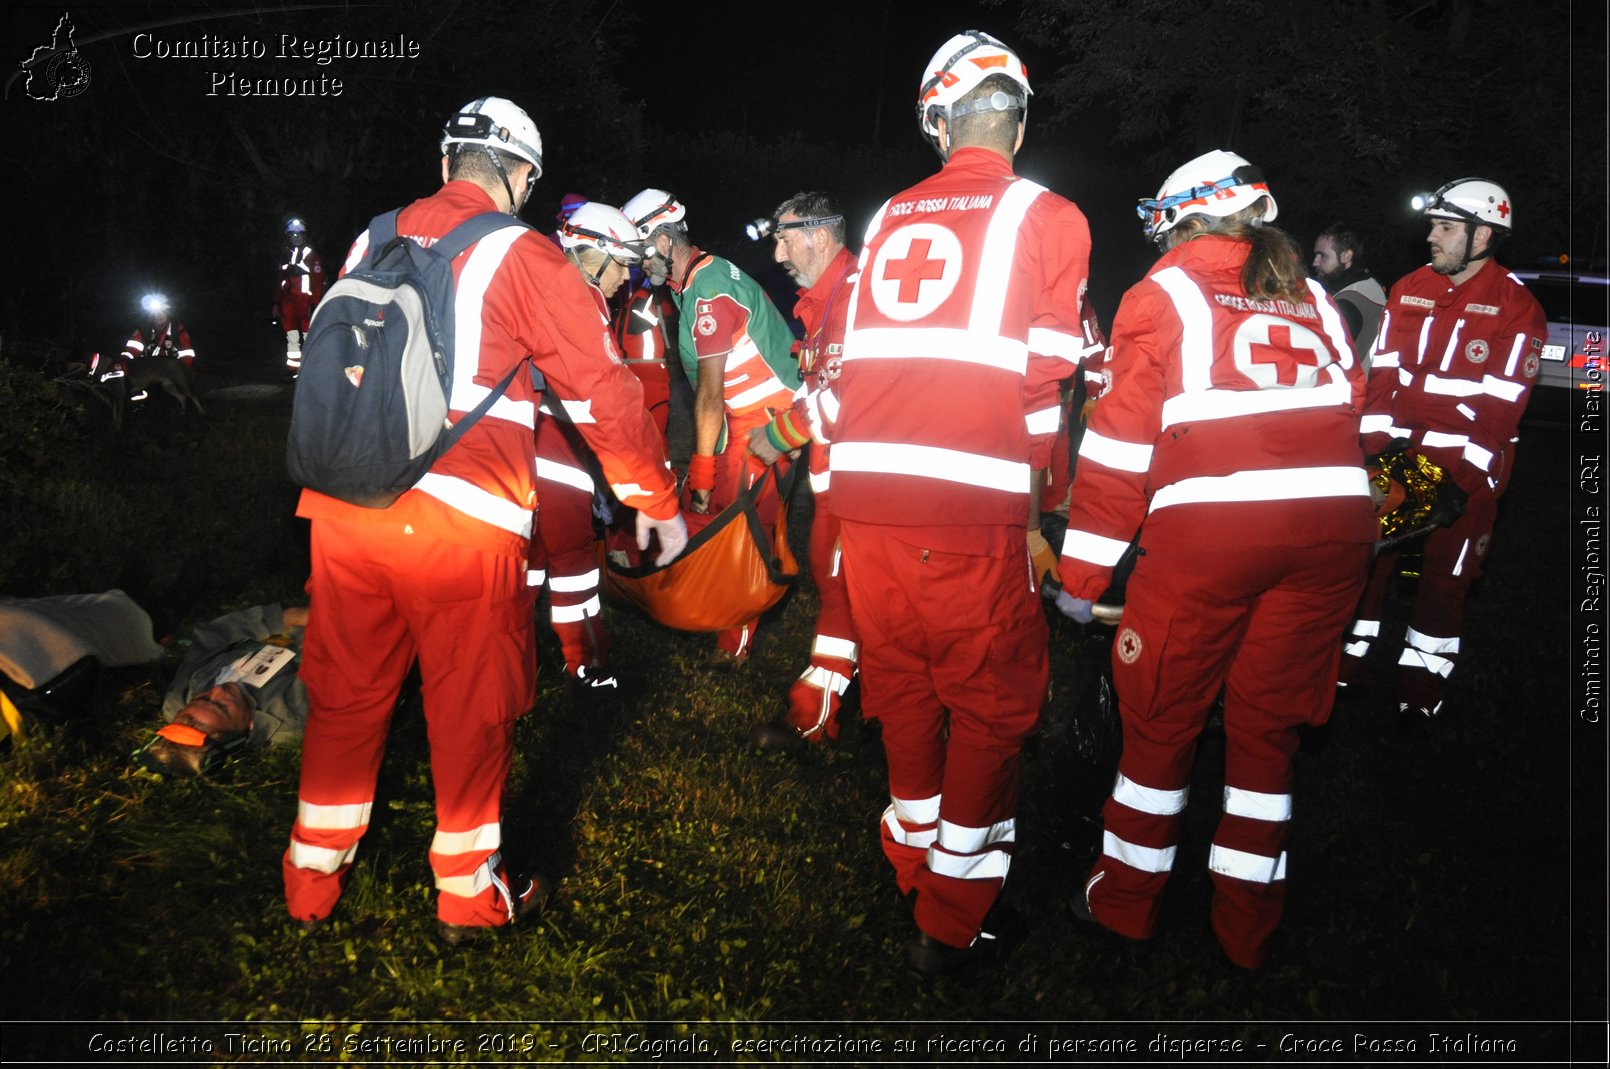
[599, 465, 799, 632]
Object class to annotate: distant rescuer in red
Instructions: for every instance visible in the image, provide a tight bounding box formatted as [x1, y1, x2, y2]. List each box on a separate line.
[828, 30, 1101, 974]
[283, 96, 686, 945]
[276, 217, 324, 377]
[1056, 150, 1376, 971]
[1339, 179, 1547, 721]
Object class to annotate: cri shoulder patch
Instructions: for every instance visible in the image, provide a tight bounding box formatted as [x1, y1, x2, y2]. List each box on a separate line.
[1464, 339, 1490, 364]
[1116, 626, 1143, 665]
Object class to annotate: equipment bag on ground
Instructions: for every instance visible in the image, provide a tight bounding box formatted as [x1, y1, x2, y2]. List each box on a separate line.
[286, 209, 534, 508]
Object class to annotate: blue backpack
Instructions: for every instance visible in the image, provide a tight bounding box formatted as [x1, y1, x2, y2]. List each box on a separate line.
[286, 208, 537, 508]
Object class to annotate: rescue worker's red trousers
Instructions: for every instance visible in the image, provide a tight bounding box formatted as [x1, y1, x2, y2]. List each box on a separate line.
[534, 417, 608, 677]
[283, 516, 537, 928]
[784, 485, 858, 740]
[1340, 484, 1501, 712]
[840, 521, 1047, 950]
[1083, 540, 1368, 969]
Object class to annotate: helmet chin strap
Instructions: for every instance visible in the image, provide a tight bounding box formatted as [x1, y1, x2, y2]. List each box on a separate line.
[483, 147, 528, 217]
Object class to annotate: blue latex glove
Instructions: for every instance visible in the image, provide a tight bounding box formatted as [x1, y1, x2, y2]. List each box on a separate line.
[1054, 588, 1094, 624]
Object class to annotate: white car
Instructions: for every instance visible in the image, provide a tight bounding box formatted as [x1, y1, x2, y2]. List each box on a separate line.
[1513, 268, 1608, 391]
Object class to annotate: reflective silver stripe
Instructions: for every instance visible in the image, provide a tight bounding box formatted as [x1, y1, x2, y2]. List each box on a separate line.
[813, 634, 859, 662]
[1160, 374, 1354, 429]
[969, 177, 1044, 336]
[343, 230, 370, 274]
[1452, 536, 1470, 577]
[449, 224, 538, 428]
[1484, 375, 1525, 402]
[1153, 266, 1216, 393]
[1405, 626, 1459, 655]
[1027, 325, 1087, 362]
[1102, 830, 1175, 873]
[890, 793, 940, 825]
[414, 472, 533, 538]
[882, 802, 938, 850]
[1421, 430, 1469, 449]
[1415, 316, 1435, 368]
[831, 441, 1029, 494]
[1223, 786, 1292, 822]
[125, 338, 144, 352]
[1456, 403, 1477, 420]
[287, 839, 357, 874]
[1150, 465, 1369, 511]
[808, 469, 831, 493]
[1359, 414, 1394, 435]
[1371, 309, 1396, 366]
[526, 568, 546, 587]
[798, 664, 852, 695]
[535, 457, 594, 492]
[1025, 405, 1061, 436]
[538, 397, 597, 425]
[1079, 429, 1154, 473]
[430, 822, 501, 856]
[927, 844, 1011, 881]
[1308, 278, 1356, 370]
[435, 861, 495, 899]
[1399, 647, 1455, 677]
[1439, 318, 1465, 371]
[1351, 619, 1381, 637]
[177, 348, 195, 359]
[609, 480, 657, 504]
[1113, 773, 1188, 816]
[1503, 331, 1526, 376]
[551, 596, 602, 623]
[548, 569, 600, 593]
[841, 325, 1029, 374]
[1423, 374, 1486, 398]
[1209, 844, 1287, 883]
[1464, 441, 1494, 471]
[726, 337, 762, 366]
[730, 375, 791, 410]
[298, 799, 373, 830]
[1343, 640, 1371, 658]
[1062, 528, 1130, 567]
[938, 817, 1016, 854]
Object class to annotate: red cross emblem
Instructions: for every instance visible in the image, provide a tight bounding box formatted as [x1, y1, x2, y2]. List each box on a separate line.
[1245, 323, 1322, 387]
[1116, 626, 1143, 665]
[1496, 199, 1510, 219]
[882, 238, 947, 303]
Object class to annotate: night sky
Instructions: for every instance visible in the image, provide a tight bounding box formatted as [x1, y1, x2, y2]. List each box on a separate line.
[2, 1, 1600, 369]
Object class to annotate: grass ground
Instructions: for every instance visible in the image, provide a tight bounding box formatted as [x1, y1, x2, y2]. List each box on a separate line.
[0, 360, 1600, 1062]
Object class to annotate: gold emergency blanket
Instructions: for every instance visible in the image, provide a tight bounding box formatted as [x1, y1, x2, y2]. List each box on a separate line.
[1369, 447, 1448, 542]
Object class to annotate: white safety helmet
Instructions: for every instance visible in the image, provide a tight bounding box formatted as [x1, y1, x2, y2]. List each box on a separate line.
[1137, 149, 1278, 246]
[559, 202, 648, 264]
[1412, 178, 1513, 231]
[286, 217, 307, 235]
[621, 188, 686, 242]
[916, 31, 1031, 151]
[440, 96, 543, 177]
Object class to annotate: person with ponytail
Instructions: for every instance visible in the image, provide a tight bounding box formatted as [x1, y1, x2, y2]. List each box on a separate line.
[1055, 150, 1377, 970]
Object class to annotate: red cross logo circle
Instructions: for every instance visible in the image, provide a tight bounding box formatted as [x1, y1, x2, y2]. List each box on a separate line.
[1116, 626, 1144, 665]
[868, 223, 962, 322]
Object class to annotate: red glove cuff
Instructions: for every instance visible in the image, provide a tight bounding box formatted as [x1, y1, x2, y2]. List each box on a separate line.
[686, 453, 716, 492]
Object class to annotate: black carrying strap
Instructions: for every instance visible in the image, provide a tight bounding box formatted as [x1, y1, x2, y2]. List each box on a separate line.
[362, 207, 542, 452]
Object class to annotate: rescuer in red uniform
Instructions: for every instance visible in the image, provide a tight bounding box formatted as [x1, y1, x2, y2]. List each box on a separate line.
[611, 276, 677, 444]
[1057, 150, 1377, 970]
[283, 98, 687, 944]
[532, 201, 656, 690]
[276, 217, 324, 377]
[746, 191, 861, 751]
[1339, 179, 1547, 721]
[828, 31, 1101, 973]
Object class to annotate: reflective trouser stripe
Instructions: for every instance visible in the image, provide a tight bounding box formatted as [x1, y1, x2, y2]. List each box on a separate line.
[812, 634, 858, 662]
[548, 569, 600, 594]
[431, 823, 501, 856]
[1112, 773, 1188, 816]
[1223, 786, 1292, 822]
[1103, 830, 1176, 873]
[286, 840, 356, 874]
[299, 800, 372, 829]
[882, 802, 938, 850]
[550, 596, 601, 623]
[1209, 844, 1288, 884]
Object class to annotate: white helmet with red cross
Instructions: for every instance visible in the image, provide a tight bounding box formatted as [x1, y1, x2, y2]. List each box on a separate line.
[916, 30, 1031, 147]
[559, 202, 647, 263]
[1137, 149, 1278, 245]
[1413, 178, 1513, 232]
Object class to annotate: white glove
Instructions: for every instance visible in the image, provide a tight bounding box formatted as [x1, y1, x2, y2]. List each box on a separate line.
[1054, 588, 1094, 624]
[636, 509, 689, 566]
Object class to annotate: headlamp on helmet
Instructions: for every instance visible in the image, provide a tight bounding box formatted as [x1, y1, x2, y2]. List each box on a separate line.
[916, 30, 1031, 158]
[141, 293, 169, 317]
[1137, 150, 1277, 246]
[286, 217, 306, 234]
[1411, 178, 1513, 231]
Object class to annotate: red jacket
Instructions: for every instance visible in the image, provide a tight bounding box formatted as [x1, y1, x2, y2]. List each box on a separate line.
[828, 147, 1098, 548]
[1361, 259, 1547, 496]
[1058, 235, 1377, 600]
[298, 181, 677, 557]
[765, 245, 858, 488]
[278, 244, 325, 305]
[121, 320, 194, 363]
